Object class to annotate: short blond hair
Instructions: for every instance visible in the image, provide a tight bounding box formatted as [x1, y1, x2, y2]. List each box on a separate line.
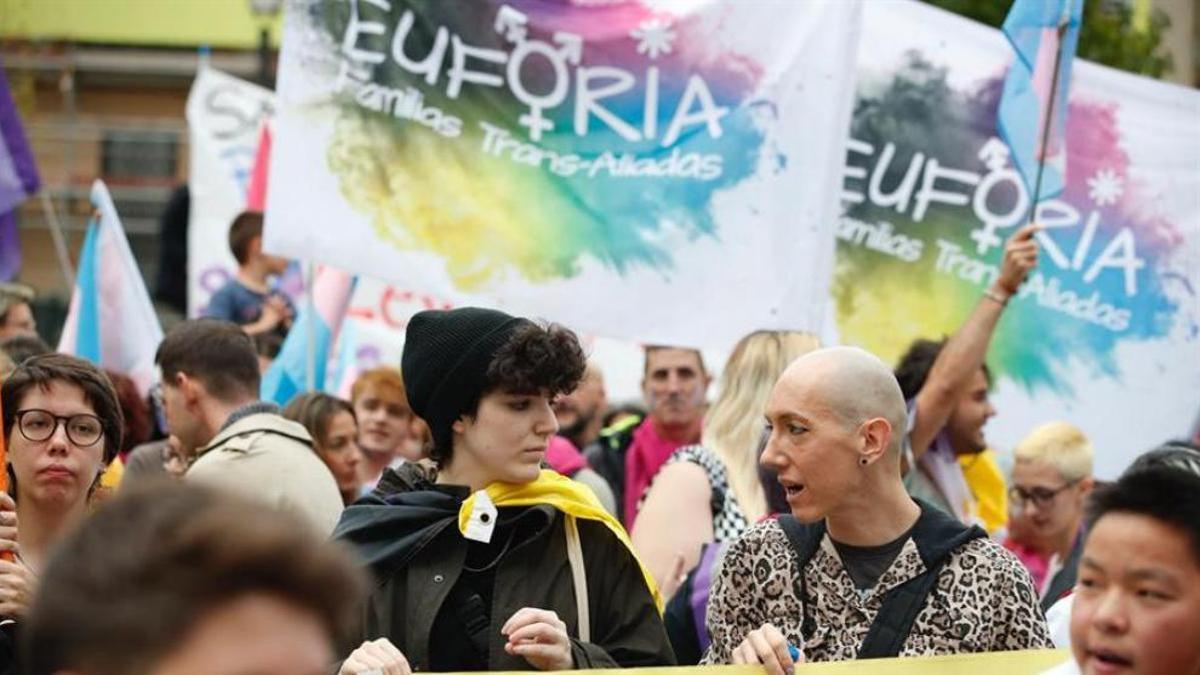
[1014, 421, 1093, 482]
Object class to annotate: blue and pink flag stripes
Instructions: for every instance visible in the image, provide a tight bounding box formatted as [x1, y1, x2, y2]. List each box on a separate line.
[57, 181, 164, 395]
[251, 118, 360, 406]
[0, 60, 42, 281]
[260, 266, 357, 406]
[997, 0, 1084, 203]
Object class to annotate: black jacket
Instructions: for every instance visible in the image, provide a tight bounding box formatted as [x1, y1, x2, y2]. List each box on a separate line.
[334, 464, 675, 671]
[1041, 532, 1084, 612]
[582, 415, 642, 524]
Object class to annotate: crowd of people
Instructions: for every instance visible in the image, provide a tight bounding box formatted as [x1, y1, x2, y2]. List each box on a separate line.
[0, 213, 1198, 675]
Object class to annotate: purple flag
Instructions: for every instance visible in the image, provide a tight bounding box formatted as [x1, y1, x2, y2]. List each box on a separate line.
[0, 58, 42, 280]
[0, 212, 18, 282]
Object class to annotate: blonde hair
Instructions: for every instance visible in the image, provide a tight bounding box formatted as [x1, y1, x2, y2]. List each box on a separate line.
[1014, 421, 1093, 483]
[702, 330, 821, 522]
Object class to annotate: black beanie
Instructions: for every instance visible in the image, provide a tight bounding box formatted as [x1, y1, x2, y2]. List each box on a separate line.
[401, 307, 532, 454]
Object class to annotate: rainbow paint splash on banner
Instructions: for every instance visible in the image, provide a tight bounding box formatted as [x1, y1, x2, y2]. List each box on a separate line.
[310, 1, 772, 288]
[838, 67, 1183, 393]
[835, 1, 1199, 476]
[268, 0, 860, 348]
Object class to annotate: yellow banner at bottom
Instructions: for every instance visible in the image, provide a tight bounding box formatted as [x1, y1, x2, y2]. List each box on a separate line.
[459, 650, 1070, 675]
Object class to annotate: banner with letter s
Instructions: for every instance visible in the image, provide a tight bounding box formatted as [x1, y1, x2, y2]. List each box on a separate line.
[186, 67, 275, 317]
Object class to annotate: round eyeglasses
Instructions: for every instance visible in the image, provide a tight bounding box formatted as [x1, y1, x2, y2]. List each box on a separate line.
[14, 409, 104, 447]
[1008, 481, 1077, 510]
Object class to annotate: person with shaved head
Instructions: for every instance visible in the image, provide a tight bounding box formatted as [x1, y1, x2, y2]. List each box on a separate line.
[702, 347, 1050, 669]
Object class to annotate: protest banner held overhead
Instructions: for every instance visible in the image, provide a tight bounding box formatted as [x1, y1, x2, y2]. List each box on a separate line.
[255, 0, 1195, 472]
[264, 0, 864, 348]
[836, 1, 1200, 477]
[186, 66, 275, 317]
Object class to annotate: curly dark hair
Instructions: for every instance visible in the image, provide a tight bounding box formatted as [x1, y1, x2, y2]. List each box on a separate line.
[429, 322, 586, 466]
[1125, 439, 1200, 479]
[893, 337, 992, 400]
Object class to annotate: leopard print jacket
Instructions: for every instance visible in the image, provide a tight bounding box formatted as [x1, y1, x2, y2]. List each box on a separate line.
[701, 519, 1052, 663]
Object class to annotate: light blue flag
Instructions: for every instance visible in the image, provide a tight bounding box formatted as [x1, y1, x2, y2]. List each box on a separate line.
[997, 0, 1084, 203]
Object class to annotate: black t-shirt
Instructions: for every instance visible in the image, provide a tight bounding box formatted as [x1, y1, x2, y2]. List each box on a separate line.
[831, 527, 913, 591]
[428, 498, 542, 671]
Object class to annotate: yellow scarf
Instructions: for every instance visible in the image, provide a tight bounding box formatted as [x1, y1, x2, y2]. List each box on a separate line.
[458, 469, 663, 611]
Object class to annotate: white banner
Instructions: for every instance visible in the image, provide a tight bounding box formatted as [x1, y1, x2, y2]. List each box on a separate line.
[837, 1, 1200, 477]
[264, 0, 863, 349]
[338, 278, 692, 406]
[185, 66, 275, 317]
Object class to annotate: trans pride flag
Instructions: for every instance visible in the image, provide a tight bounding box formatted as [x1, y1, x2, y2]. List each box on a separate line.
[0, 61, 41, 282]
[997, 0, 1084, 202]
[245, 122, 272, 211]
[58, 181, 163, 395]
[260, 266, 356, 406]
[252, 118, 359, 406]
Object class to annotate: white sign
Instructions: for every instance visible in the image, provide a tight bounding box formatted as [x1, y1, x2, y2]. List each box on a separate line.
[185, 67, 275, 317]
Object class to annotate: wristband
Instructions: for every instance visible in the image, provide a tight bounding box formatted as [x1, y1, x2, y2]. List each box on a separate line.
[983, 289, 1009, 306]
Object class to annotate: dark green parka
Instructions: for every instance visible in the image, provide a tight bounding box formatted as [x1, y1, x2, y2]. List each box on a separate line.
[334, 463, 675, 671]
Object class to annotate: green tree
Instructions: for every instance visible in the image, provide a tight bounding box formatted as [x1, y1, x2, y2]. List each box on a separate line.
[921, 0, 1174, 78]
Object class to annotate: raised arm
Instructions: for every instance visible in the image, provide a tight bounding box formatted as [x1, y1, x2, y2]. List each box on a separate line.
[908, 224, 1038, 460]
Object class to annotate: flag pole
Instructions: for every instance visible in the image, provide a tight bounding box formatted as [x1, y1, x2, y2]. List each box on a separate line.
[38, 190, 75, 289]
[305, 261, 317, 392]
[1027, 17, 1070, 224]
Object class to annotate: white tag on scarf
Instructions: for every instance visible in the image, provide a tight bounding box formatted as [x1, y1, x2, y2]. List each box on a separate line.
[463, 490, 499, 543]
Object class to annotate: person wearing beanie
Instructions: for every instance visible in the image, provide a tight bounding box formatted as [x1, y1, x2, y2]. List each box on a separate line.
[333, 308, 675, 673]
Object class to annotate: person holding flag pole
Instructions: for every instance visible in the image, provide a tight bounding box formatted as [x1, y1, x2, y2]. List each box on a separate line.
[899, 0, 1084, 528]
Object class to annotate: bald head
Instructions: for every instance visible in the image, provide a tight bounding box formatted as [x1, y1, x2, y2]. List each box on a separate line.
[777, 347, 908, 459]
[582, 361, 604, 386]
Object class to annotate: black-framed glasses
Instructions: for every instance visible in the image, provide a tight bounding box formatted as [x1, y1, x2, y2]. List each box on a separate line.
[14, 409, 104, 447]
[1009, 482, 1077, 509]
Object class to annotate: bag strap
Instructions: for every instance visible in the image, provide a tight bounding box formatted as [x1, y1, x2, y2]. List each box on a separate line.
[855, 557, 947, 659]
[450, 586, 491, 662]
[857, 503, 987, 659]
[777, 515, 826, 643]
[564, 515, 591, 643]
[780, 509, 984, 658]
[689, 542, 725, 653]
